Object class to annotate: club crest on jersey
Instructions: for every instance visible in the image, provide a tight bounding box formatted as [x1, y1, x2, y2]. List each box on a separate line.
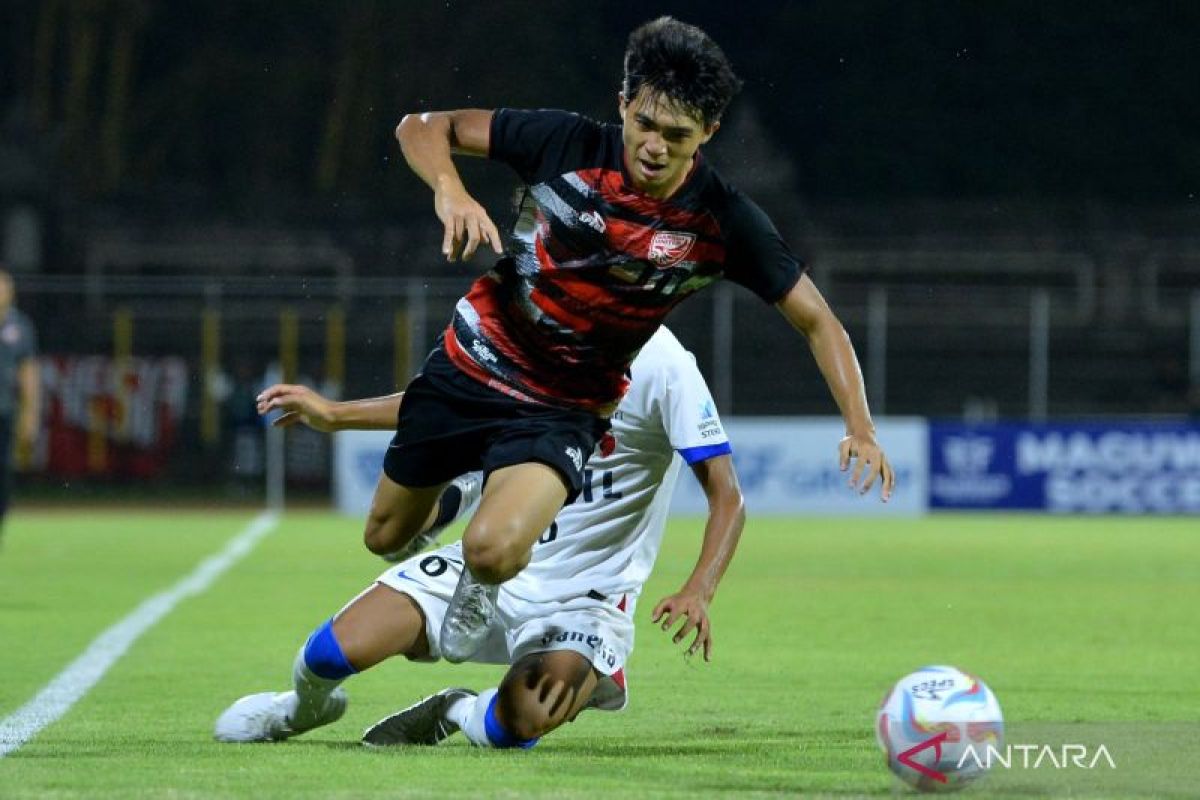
[648, 231, 697, 267]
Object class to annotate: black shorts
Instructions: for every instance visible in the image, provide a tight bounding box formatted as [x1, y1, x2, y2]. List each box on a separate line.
[383, 344, 609, 502]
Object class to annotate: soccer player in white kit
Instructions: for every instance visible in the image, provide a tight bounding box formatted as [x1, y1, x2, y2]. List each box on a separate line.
[215, 327, 744, 749]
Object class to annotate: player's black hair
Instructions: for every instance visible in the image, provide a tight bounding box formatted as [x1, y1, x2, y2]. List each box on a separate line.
[622, 16, 742, 127]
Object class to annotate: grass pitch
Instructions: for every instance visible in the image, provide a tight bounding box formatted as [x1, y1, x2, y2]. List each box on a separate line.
[1, 510, 1197, 798]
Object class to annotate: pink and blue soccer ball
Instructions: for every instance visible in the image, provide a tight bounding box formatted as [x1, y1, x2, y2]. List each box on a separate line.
[876, 665, 1004, 792]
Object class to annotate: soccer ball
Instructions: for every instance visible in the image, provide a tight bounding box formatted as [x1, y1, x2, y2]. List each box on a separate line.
[875, 665, 1004, 792]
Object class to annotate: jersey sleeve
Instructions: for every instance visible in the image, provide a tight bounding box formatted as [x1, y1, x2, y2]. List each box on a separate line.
[489, 108, 606, 185]
[723, 193, 806, 304]
[660, 353, 732, 465]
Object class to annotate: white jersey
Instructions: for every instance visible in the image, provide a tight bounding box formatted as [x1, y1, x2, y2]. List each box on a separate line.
[502, 327, 731, 610]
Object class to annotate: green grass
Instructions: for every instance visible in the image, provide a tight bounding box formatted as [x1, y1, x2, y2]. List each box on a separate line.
[1, 511, 1198, 798]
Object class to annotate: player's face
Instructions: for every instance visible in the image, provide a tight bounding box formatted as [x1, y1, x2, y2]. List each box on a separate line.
[619, 90, 718, 199]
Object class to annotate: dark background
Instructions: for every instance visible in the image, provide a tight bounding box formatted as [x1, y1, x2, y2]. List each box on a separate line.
[4, 1, 1199, 227]
[0, 2, 1196, 494]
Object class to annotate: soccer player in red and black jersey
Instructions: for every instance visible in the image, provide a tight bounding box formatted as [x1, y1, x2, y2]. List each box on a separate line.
[364, 17, 894, 671]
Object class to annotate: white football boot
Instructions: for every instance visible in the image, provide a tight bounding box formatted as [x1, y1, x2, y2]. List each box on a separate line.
[214, 688, 347, 743]
[439, 569, 499, 664]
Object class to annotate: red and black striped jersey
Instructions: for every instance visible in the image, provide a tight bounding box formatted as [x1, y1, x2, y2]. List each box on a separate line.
[443, 108, 804, 415]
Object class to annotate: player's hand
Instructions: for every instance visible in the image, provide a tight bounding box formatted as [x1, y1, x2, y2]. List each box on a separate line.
[839, 431, 895, 502]
[434, 186, 503, 262]
[256, 384, 338, 431]
[651, 590, 713, 662]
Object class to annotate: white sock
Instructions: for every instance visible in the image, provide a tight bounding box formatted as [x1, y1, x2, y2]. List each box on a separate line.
[447, 687, 498, 748]
[290, 647, 344, 727]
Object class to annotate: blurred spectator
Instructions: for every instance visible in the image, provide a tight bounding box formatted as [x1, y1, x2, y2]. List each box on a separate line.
[225, 358, 265, 487]
[0, 267, 39, 543]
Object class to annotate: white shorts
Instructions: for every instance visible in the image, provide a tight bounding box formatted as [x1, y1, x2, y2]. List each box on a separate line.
[375, 542, 633, 711]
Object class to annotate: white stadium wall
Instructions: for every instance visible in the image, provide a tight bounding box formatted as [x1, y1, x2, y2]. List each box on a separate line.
[333, 417, 931, 518]
[669, 417, 929, 516]
[334, 429, 394, 517]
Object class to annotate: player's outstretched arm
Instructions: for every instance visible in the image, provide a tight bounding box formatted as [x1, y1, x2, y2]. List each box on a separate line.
[395, 109, 503, 262]
[256, 384, 402, 432]
[651, 454, 745, 662]
[776, 275, 895, 501]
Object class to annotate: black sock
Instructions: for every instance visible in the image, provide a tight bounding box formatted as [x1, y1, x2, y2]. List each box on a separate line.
[432, 484, 463, 529]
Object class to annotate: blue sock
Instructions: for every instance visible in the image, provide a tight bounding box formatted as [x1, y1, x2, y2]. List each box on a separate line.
[302, 619, 358, 680]
[483, 692, 539, 749]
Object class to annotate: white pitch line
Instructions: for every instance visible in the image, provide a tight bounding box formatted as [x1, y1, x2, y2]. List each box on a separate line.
[0, 510, 280, 758]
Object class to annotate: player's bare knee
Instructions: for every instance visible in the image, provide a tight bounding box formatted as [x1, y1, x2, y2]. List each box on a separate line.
[462, 528, 528, 583]
[362, 511, 417, 555]
[461, 540, 516, 583]
[362, 516, 397, 554]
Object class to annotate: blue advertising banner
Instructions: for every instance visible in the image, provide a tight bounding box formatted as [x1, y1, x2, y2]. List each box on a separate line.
[929, 422, 1200, 513]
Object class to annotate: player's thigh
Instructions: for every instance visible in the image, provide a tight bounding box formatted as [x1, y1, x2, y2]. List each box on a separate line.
[497, 650, 600, 737]
[332, 583, 430, 669]
[463, 462, 567, 558]
[365, 472, 447, 544]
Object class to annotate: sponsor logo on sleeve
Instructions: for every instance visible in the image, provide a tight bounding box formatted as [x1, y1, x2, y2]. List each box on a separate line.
[579, 209, 607, 234]
[698, 400, 724, 439]
[470, 339, 499, 365]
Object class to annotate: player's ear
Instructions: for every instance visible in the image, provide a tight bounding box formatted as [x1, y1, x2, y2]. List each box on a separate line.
[618, 92, 628, 120]
[700, 120, 720, 145]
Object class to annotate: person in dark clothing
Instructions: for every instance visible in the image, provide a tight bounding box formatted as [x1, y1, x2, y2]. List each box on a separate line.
[0, 268, 40, 543]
